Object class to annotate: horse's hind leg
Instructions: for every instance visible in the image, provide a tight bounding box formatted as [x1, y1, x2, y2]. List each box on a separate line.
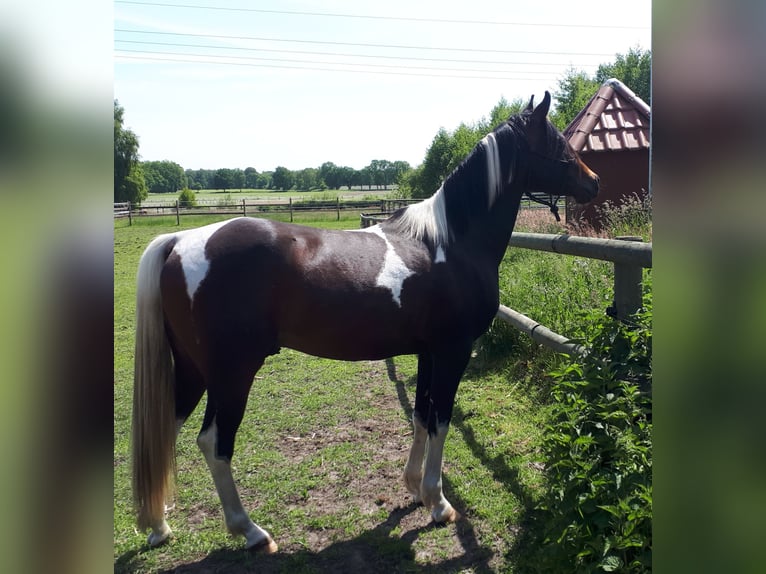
[197, 355, 278, 553]
[142, 351, 207, 547]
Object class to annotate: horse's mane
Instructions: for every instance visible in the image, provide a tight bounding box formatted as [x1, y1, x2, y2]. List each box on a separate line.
[385, 119, 524, 246]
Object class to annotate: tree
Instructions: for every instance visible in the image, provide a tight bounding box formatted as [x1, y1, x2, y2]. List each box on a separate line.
[478, 96, 526, 132]
[596, 46, 651, 105]
[114, 100, 147, 203]
[185, 168, 214, 190]
[295, 167, 320, 191]
[320, 161, 342, 189]
[272, 166, 294, 191]
[142, 160, 187, 193]
[550, 68, 600, 130]
[256, 171, 272, 189]
[551, 47, 652, 130]
[338, 166, 355, 190]
[244, 167, 259, 188]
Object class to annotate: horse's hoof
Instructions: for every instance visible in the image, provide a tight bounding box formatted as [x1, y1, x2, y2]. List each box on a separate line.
[147, 523, 172, 547]
[431, 505, 460, 524]
[247, 536, 278, 554]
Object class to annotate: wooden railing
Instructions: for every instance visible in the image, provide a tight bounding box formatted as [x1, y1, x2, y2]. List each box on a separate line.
[497, 233, 652, 356]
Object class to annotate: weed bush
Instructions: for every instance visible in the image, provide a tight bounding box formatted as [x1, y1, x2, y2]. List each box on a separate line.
[595, 192, 652, 240]
[534, 286, 652, 573]
[178, 187, 197, 208]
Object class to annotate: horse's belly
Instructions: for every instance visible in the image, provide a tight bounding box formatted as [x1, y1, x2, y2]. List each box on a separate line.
[278, 317, 418, 361]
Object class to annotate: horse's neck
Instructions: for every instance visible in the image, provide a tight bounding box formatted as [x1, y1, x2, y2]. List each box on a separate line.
[461, 182, 524, 267]
[441, 148, 524, 267]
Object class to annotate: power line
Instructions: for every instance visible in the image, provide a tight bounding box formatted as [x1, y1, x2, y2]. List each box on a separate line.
[114, 29, 618, 57]
[115, 1, 650, 30]
[116, 48, 563, 75]
[114, 39, 600, 68]
[115, 53, 560, 81]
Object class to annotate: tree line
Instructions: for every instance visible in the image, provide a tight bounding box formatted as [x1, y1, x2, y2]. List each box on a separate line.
[401, 47, 651, 198]
[115, 47, 650, 204]
[113, 110, 411, 202]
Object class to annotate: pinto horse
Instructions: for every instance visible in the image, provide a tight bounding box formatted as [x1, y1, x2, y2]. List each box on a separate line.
[132, 91, 599, 552]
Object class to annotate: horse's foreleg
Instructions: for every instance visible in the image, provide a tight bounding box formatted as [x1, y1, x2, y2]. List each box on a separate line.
[420, 423, 458, 523]
[418, 345, 470, 523]
[403, 413, 428, 501]
[403, 352, 432, 501]
[197, 416, 278, 553]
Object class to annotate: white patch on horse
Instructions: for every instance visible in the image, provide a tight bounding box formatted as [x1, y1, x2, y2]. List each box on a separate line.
[388, 188, 450, 246]
[366, 226, 414, 307]
[482, 132, 503, 207]
[434, 246, 446, 264]
[173, 218, 241, 304]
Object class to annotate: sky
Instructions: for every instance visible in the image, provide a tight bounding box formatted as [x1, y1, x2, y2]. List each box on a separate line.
[114, 0, 651, 172]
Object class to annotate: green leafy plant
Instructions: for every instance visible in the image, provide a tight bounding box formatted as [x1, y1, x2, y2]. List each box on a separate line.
[595, 192, 652, 240]
[178, 187, 197, 208]
[535, 285, 652, 573]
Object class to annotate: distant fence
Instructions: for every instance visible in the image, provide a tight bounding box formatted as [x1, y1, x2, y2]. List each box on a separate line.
[114, 198, 420, 225]
[497, 233, 652, 356]
[360, 197, 566, 228]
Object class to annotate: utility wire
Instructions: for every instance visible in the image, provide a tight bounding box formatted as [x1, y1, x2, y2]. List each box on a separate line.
[116, 48, 563, 75]
[115, 53, 560, 81]
[115, 39, 600, 68]
[114, 28, 618, 57]
[115, 1, 650, 30]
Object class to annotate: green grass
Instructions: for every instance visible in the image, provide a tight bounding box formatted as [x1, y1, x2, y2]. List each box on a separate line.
[147, 188, 390, 202]
[114, 213, 621, 572]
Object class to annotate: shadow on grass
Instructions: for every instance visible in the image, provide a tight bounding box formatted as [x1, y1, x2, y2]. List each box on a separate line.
[115, 501, 494, 574]
[385, 357, 547, 574]
[117, 356, 541, 574]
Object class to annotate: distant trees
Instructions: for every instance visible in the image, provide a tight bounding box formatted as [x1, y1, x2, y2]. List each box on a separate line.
[114, 100, 147, 203]
[271, 166, 294, 191]
[142, 160, 187, 193]
[400, 97, 527, 198]
[400, 48, 651, 198]
[551, 47, 651, 130]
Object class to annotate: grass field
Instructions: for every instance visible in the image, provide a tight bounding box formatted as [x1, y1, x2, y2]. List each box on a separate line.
[146, 188, 392, 203]
[114, 213, 620, 573]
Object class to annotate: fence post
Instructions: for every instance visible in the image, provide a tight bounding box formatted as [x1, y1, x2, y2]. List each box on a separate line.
[337, 197, 340, 221]
[289, 197, 293, 222]
[175, 200, 180, 225]
[242, 199, 247, 217]
[611, 236, 644, 320]
[127, 201, 132, 226]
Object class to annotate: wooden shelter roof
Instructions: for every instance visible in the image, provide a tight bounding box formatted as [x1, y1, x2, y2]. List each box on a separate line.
[563, 78, 650, 153]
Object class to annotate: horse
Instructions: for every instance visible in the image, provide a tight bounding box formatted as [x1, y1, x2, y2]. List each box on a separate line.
[132, 91, 599, 553]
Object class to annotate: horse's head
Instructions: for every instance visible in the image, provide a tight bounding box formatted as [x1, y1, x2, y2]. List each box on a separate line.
[514, 91, 599, 204]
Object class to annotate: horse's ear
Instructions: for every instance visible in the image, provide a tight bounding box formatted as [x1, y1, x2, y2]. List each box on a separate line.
[524, 95, 534, 113]
[530, 91, 551, 123]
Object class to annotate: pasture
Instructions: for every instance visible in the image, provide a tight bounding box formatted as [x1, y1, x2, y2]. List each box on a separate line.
[114, 213, 616, 573]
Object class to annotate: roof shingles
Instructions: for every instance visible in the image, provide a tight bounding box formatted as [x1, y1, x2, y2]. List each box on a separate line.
[564, 78, 650, 153]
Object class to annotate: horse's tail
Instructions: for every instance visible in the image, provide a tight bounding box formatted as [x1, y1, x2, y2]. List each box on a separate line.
[132, 233, 177, 532]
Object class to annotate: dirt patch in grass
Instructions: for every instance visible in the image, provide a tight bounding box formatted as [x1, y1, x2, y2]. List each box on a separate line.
[145, 361, 501, 573]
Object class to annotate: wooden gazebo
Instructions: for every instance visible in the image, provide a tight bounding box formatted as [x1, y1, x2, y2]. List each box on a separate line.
[563, 78, 651, 227]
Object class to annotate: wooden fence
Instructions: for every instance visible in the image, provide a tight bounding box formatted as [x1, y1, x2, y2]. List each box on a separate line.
[114, 198, 420, 225]
[360, 197, 566, 228]
[497, 233, 652, 356]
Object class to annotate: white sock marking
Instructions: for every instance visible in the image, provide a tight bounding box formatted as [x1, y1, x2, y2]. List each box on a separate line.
[197, 418, 272, 548]
[366, 226, 414, 307]
[403, 415, 428, 499]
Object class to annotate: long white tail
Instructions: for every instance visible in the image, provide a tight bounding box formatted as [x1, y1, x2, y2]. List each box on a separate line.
[132, 233, 177, 532]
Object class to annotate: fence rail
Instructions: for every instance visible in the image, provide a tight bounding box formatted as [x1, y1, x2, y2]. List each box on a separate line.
[497, 233, 652, 356]
[114, 197, 419, 225]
